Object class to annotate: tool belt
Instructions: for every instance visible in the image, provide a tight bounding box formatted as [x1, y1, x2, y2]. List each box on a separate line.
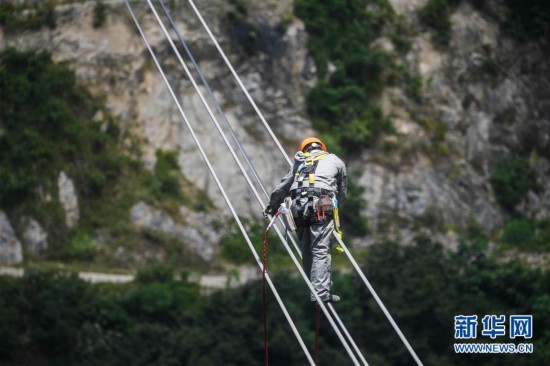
[290, 188, 334, 225]
[290, 187, 331, 199]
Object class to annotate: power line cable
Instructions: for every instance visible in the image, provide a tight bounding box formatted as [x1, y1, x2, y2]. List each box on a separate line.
[155, 1, 368, 363]
[156, 0, 270, 199]
[154, 6, 366, 362]
[188, 0, 292, 167]
[124, 2, 315, 364]
[187, 1, 422, 364]
[144, 2, 361, 363]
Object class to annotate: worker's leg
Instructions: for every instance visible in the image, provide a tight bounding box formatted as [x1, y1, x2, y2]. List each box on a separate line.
[309, 219, 334, 301]
[299, 225, 313, 281]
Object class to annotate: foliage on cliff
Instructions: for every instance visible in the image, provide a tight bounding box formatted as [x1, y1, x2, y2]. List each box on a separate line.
[0, 49, 208, 267]
[295, 0, 395, 151]
[420, 0, 550, 46]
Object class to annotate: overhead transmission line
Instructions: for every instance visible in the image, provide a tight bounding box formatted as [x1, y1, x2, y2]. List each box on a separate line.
[187, 1, 423, 365]
[144, 0, 363, 363]
[124, 1, 315, 365]
[126, 0, 422, 364]
[154, 0, 369, 364]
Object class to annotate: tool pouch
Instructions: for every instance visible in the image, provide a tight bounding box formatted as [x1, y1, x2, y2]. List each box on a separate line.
[314, 195, 334, 222]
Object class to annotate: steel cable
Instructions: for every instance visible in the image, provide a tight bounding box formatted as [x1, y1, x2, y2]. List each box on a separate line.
[144, 1, 360, 363]
[156, 2, 368, 363]
[124, 2, 315, 364]
[187, 1, 422, 364]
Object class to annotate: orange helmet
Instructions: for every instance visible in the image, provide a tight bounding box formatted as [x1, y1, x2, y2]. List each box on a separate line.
[300, 137, 327, 152]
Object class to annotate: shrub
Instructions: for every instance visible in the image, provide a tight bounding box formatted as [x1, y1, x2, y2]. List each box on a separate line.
[295, 0, 394, 151]
[0, 1, 56, 32]
[92, 1, 108, 29]
[0, 48, 103, 208]
[220, 220, 284, 265]
[418, 0, 460, 47]
[340, 171, 369, 237]
[490, 156, 537, 211]
[406, 74, 423, 102]
[65, 232, 96, 261]
[135, 263, 175, 284]
[149, 150, 182, 199]
[501, 219, 550, 251]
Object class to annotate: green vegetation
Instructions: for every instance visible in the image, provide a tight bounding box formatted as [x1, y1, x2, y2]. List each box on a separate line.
[418, 0, 459, 47]
[389, 18, 413, 55]
[149, 150, 183, 200]
[0, 0, 57, 32]
[406, 74, 423, 102]
[225, 0, 260, 56]
[1, 239, 548, 365]
[503, 0, 550, 40]
[490, 156, 537, 211]
[228, 0, 248, 18]
[0, 48, 211, 269]
[294, 0, 395, 151]
[220, 219, 286, 266]
[0, 47, 126, 251]
[341, 171, 369, 237]
[501, 218, 550, 251]
[65, 231, 97, 261]
[92, 0, 108, 29]
[420, 0, 550, 46]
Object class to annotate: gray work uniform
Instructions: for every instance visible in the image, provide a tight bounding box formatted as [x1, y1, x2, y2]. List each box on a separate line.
[269, 149, 347, 301]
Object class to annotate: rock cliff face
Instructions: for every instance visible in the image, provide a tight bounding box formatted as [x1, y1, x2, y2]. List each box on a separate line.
[359, 0, 549, 246]
[0, 211, 23, 264]
[0, 0, 548, 263]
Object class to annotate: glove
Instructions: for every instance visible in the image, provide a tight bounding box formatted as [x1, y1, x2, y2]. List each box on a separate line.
[262, 205, 274, 218]
[335, 229, 344, 254]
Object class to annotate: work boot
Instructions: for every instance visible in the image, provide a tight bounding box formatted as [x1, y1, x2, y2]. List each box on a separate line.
[323, 294, 341, 303]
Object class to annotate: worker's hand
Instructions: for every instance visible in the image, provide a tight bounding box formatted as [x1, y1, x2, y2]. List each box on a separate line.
[262, 205, 274, 218]
[335, 229, 344, 254]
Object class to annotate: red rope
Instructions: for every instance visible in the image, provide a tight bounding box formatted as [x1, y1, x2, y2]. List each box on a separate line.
[262, 228, 270, 366]
[314, 304, 321, 364]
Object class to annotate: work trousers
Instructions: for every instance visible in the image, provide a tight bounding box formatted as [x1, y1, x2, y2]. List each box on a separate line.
[297, 219, 334, 301]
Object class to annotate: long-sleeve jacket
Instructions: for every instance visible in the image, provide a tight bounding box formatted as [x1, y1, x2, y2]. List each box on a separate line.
[268, 149, 347, 210]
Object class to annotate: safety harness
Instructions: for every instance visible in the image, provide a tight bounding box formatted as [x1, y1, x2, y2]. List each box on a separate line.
[293, 151, 329, 200]
[291, 152, 335, 224]
[291, 151, 343, 250]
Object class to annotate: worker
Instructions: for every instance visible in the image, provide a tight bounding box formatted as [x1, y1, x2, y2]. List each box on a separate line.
[264, 137, 347, 302]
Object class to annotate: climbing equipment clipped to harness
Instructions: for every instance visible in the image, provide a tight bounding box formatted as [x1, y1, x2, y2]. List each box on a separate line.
[280, 197, 297, 232]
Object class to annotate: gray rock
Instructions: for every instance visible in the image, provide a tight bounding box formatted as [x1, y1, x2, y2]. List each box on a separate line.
[0, 211, 23, 264]
[21, 218, 48, 258]
[130, 202, 220, 262]
[58, 171, 79, 228]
